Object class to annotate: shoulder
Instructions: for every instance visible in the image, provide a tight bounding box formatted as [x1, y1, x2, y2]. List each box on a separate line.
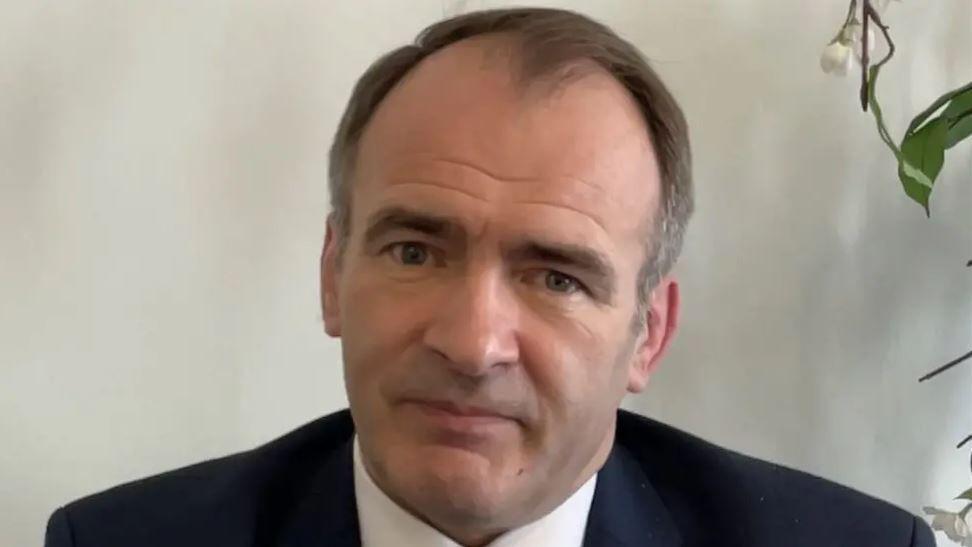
[615, 410, 934, 546]
[47, 409, 355, 547]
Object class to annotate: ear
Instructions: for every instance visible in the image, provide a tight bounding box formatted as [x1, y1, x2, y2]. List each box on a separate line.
[627, 276, 680, 393]
[320, 216, 343, 337]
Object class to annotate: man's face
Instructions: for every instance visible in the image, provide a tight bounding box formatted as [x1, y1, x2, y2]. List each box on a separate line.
[322, 38, 678, 541]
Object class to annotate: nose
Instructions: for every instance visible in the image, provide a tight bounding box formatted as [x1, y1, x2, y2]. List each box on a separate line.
[422, 267, 521, 378]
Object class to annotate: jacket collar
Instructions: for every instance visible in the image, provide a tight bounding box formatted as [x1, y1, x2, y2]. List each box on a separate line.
[582, 432, 682, 547]
[288, 410, 681, 547]
[275, 421, 361, 547]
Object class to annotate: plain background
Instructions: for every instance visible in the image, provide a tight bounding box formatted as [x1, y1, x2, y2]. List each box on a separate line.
[2, 1, 970, 545]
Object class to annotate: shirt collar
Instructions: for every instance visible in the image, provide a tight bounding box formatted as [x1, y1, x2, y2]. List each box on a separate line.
[353, 436, 597, 547]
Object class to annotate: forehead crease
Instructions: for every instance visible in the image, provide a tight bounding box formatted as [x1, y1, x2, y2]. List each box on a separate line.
[416, 155, 537, 184]
[382, 178, 493, 205]
[514, 199, 607, 234]
[380, 152, 610, 199]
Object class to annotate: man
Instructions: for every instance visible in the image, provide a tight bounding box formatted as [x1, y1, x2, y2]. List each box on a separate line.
[46, 7, 934, 547]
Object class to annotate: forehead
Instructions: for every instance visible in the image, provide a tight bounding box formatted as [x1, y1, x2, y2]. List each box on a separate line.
[353, 36, 660, 246]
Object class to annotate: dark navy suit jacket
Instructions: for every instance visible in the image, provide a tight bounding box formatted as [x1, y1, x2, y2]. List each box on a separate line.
[45, 409, 935, 546]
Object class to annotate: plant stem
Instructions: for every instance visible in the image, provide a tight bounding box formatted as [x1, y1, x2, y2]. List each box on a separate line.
[958, 435, 972, 449]
[862, 2, 898, 157]
[831, 0, 860, 43]
[860, 0, 871, 110]
[861, 0, 895, 112]
[845, 0, 859, 27]
[867, 68, 900, 156]
[919, 348, 972, 382]
[865, 3, 895, 70]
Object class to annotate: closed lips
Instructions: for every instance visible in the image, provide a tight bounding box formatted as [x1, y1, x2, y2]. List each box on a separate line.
[410, 400, 513, 420]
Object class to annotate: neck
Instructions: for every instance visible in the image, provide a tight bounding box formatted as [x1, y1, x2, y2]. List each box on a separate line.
[357, 419, 617, 547]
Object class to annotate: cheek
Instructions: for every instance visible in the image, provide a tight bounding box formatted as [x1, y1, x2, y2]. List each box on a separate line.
[515, 316, 633, 481]
[338, 263, 453, 405]
[520, 314, 629, 426]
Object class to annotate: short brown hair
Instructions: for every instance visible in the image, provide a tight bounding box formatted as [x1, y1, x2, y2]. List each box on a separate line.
[328, 7, 693, 310]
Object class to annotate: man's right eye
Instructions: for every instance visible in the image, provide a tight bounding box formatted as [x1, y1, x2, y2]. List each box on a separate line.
[387, 242, 429, 266]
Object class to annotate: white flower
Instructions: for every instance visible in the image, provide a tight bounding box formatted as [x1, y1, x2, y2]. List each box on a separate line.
[923, 506, 972, 545]
[820, 12, 887, 77]
[820, 40, 855, 76]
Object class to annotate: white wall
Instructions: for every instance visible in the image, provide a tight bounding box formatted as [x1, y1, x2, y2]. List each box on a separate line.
[2, 1, 970, 545]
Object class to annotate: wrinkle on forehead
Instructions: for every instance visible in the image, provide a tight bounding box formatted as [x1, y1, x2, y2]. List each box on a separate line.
[352, 35, 660, 249]
[511, 200, 607, 234]
[383, 177, 492, 206]
[374, 155, 612, 234]
[421, 155, 608, 196]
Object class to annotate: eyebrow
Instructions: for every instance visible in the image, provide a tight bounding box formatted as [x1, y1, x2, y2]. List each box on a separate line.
[363, 206, 463, 244]
[362, 205, 617, 301]
[507, 241, 617, 301]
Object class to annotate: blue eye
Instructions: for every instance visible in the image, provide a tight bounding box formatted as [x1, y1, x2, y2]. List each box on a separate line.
[545, 271, 580, 294]
[392, 242, 428, 265]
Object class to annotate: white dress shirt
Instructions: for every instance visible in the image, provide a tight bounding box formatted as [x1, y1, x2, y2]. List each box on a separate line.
[353, 437, 597, 547]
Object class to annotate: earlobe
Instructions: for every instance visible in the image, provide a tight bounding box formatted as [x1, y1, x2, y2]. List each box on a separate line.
[321, 218, 343, 337]
[627, 277, 680, 393]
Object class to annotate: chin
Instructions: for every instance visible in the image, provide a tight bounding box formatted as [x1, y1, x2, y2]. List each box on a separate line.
[390, 444, 513, 522]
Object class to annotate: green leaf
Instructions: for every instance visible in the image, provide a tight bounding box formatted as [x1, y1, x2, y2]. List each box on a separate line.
[956, 487, 972, 501]
[897, 160, 933, 215]
[946, 112, 972, 149]
[906, 81, 972, 136]
[867, 65, 933, 214]
[942, 87, 972, 120]
[896, 118, 947, 215]
[900, 117, 948, 183]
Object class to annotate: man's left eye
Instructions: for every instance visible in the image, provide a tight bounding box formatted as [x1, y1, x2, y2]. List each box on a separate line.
[388, 242, 429, 265]
[544, 271, 582, 294]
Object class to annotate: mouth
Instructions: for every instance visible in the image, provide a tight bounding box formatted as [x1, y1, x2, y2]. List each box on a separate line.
[403, 399, 519, 432]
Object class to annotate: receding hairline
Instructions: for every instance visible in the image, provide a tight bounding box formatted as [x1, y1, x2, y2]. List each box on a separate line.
[327, 7, 694, 303]
[351, 34, 661, 237]
[411, 31, 627, 97]
[347, 31, 659, 200]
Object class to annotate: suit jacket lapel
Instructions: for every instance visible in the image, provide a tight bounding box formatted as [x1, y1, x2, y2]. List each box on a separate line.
[268, 409, 680, 547]
[583, 443, 682, 547]
[275, 435, 361, 547]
